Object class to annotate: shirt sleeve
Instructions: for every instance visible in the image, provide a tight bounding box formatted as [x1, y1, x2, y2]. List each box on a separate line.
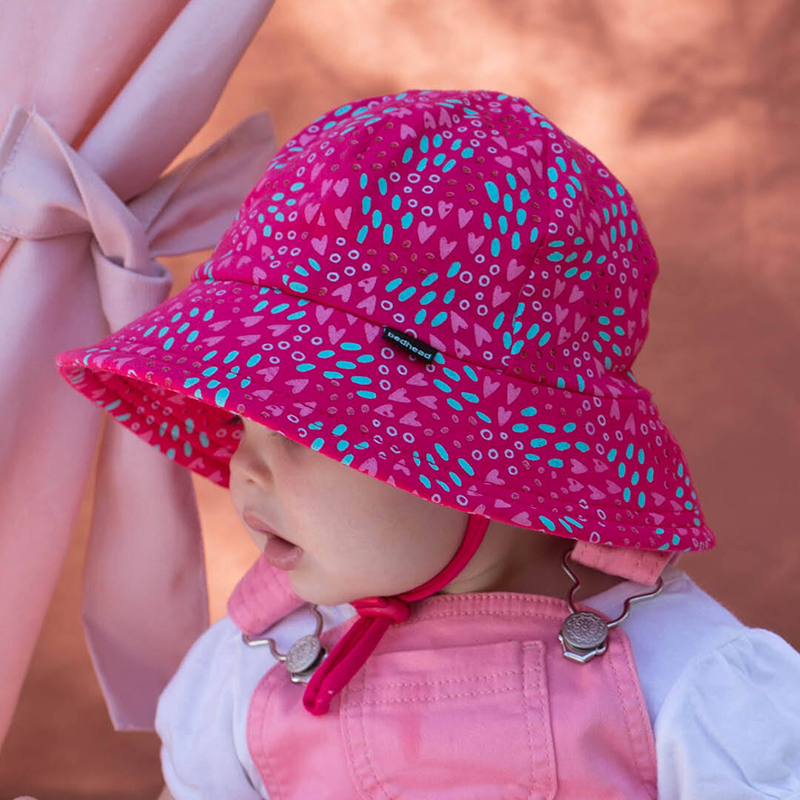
[654, 627, 800, 799]
[155, 616, 267, 799]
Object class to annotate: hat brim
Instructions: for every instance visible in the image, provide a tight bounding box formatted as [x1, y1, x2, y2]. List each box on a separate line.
[55, 276, 715, 554]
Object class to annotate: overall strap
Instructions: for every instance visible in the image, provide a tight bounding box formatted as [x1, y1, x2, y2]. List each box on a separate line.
[571, 540, 678, 586]
[227, 554, 307, 636]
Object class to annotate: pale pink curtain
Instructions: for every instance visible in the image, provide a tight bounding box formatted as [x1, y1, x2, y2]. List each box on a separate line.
[0, 0, 279, 748]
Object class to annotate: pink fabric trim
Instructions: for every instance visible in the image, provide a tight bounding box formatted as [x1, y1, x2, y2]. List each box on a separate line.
[302, 513, 491, 715]
[571, 540, 677, 585]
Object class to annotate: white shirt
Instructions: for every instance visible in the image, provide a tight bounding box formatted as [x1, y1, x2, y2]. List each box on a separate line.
[156, 567, 800, 798]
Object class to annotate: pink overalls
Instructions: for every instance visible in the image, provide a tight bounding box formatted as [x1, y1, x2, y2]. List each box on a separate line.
[228, 556, 659, 799]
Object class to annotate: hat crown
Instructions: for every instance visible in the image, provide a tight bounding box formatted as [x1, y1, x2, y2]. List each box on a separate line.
[193, 89, 657, 402]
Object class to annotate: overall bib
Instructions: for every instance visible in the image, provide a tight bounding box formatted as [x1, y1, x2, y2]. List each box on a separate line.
[228, 556, 659, 800]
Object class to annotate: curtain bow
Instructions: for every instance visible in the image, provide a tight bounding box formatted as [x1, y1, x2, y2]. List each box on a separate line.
[0, 102, 277, 730]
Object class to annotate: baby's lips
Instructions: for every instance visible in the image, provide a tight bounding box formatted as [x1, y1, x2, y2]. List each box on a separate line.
[243, 509, 293, 544]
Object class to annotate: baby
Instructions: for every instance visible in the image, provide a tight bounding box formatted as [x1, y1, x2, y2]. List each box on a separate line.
[228, 412, 624, 604]
[54, 88, 800, 798]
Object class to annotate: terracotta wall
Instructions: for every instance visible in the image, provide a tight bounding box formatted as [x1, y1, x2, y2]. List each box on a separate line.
[2, 0, 798, 796]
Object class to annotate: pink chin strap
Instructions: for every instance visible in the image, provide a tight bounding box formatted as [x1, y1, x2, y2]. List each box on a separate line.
[303, 513, 491, 715]
[302, 515, 676, 715]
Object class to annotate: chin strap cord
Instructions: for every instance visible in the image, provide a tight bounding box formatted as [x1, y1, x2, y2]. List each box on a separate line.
[302, 513, 491, 715]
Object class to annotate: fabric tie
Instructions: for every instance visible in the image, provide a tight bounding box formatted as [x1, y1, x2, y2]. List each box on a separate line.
[0, 102, 278, 731]
[303, 513, 491, 715]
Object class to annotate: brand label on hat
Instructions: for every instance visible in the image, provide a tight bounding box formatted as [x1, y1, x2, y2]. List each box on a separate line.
[381, 326, 439, 362]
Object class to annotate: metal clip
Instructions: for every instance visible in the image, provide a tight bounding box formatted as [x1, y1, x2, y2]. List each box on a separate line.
[242, 604, 327, 684]
[558, 544, 664, 664]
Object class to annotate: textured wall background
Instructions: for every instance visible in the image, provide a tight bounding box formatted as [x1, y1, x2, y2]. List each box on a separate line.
[2, 0, 798, 796]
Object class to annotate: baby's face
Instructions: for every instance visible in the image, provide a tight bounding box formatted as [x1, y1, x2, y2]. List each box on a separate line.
[228, 415, 468, 606]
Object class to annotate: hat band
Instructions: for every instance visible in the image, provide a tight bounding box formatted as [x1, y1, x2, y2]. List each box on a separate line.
[302, 513, 491, 715]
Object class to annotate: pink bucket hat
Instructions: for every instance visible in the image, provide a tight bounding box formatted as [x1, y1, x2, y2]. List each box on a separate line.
[55, 88, 715, 712]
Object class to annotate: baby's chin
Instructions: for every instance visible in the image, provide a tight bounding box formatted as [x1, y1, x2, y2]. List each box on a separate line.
[287, 573, 338, 607]
[288, 573, 372, 609]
